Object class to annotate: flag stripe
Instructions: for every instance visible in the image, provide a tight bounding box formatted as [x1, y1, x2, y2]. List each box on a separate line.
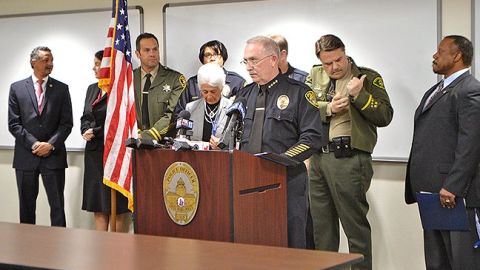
[99, 0, 137, 212]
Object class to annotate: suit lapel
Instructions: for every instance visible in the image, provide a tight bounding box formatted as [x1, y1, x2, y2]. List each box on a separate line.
[190, 100, 204, 140]
[25, 77, 40, 115]
[42, 78, 54, 111]
[418, 72, 471, 117]
[420, 81, 448, 114]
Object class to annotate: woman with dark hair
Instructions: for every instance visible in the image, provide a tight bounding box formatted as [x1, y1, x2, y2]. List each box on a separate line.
[175, 40, 245, 115]
[80, 50, 130, 231]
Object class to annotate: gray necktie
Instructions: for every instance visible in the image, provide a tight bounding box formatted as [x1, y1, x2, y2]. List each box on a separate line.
[423, 80, 444, 111]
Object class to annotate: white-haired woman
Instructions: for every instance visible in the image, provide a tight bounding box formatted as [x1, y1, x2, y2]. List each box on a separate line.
[185, 63, 233, 149]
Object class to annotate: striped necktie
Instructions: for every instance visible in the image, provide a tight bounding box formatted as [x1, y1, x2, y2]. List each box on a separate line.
[423, 80, 444, 111]
[37, 79, 45, 114]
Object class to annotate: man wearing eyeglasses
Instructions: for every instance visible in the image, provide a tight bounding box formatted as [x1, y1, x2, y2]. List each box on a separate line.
[236, 36, 322, 248]
[306, 34, 393, 270]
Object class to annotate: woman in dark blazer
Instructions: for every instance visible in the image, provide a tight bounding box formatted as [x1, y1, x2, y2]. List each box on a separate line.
[80, 50, 129, 231]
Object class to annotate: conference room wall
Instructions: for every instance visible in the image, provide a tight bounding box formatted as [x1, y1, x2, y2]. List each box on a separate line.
[0, 0, 471, 270]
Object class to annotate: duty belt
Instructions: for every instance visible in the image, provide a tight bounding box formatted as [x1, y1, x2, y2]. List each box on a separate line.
[321, 142, 337, 153]
[321, 136, 354, 158]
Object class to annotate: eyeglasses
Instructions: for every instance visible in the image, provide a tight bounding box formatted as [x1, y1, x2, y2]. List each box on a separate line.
[240, 54, 273, 66]
[204, 53, 219, 59]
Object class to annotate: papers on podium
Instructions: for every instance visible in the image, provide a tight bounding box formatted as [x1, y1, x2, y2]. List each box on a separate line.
[416, 192, 469, 231]
[254, 152, 301, 167]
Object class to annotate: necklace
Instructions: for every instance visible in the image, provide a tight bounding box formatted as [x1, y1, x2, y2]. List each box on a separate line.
[204, 101, 219, 124]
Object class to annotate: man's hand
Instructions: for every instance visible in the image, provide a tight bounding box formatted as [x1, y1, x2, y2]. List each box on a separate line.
[439, 188, 456, 209]
[32, 142, 54, 157]
[330, 93, 349, 114]
[82, 128, 95, 141]
[347, 74, 366, 98]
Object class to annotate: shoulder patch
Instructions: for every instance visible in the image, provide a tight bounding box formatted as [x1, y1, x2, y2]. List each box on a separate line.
[179, 75, 186, 90]
[372, 76, 385, 90]
[305, 90, 320, 108]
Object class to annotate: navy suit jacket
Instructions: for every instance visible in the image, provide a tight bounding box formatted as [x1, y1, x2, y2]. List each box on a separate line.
[405, 72, 480, 207]
[8, 76, 73, 170]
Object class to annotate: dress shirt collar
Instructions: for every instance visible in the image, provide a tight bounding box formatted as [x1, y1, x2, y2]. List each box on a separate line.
[443, 67, 469, 88]
[141, 64, 159, 80]
[32, 74, 49, 90]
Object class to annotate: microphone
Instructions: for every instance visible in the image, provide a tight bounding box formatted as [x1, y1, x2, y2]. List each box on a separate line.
[125, 137, 162, 149]
[176, 110, 193, 139]
[126, 111, 194, 150]
[218, 97, 247, 150]
[172, 138, 210, 151]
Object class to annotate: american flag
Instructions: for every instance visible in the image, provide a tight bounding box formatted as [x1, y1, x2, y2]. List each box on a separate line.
[99, 0, 137, 211]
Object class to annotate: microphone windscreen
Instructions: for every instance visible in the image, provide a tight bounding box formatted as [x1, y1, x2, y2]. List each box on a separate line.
[178, 110, 191, 120]
[226, 97, 247, 119]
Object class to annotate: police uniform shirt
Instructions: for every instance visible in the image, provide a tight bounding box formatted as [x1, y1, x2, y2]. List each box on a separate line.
[237, 73, 322, 162]
[140, 65, 159, 93]
[328, 63, 353, 140]
[285, 63, 308, 83]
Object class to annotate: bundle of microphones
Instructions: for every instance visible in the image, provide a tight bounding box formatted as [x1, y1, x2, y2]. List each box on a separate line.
[126, 97, 247, 151]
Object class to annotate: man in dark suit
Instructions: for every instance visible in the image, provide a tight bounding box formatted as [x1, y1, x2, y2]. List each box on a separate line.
[405, 35, 480, 269]
[8, 46, 73, 227]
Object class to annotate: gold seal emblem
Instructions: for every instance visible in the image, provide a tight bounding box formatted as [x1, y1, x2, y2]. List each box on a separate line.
[179, 75, 187, 90]
[277, 95, 289, 110]
[305, 90, 320, 108]
[163, 162, 200, 225]
[373, 76, 385, 90]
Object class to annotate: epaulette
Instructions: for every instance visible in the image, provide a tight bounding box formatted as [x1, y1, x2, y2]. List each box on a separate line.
[226, 70, 244, 79]
[286, 76, 309, 88]
[358, 66, 380, 76]
[163, 65, 183, 76]
[292, 68, 308, 76]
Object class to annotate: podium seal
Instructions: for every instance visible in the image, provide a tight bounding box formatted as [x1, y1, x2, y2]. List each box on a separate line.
[163, 162, 200, 225]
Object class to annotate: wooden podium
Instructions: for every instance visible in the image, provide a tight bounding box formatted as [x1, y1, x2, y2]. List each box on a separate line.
[133, 149, 288, 247]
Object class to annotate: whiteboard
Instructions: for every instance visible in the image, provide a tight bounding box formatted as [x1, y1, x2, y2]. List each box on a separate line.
[0, 7, 143, 150]
[475, 0, 479, 79]
[164, 0, 440, 161]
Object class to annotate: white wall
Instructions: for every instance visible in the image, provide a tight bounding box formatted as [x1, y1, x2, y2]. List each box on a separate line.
[0, 0, 471, 269]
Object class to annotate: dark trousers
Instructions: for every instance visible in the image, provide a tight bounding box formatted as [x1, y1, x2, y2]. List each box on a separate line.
[423, 208, 480, 270]
[287, 165, 308, 249]
[15, 168, 66, 227]
[309, 151, 373, 270]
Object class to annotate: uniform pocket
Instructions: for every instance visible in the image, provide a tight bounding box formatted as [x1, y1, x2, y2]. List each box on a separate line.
[265, 108, 295, 122]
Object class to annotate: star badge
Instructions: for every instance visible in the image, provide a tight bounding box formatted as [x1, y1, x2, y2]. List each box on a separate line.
[163, 85, 171, 93]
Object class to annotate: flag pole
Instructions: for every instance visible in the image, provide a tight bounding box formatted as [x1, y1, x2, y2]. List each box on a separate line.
[101, 0, 137, 227]
[110, 189, 117, 232]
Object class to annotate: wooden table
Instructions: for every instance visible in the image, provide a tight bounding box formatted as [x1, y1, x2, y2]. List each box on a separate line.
[0, 222, 362, 270]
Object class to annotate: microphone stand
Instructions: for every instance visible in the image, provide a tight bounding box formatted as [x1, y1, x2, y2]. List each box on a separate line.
[228, 123, 236, 151]
[228, 120, 243, 151]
